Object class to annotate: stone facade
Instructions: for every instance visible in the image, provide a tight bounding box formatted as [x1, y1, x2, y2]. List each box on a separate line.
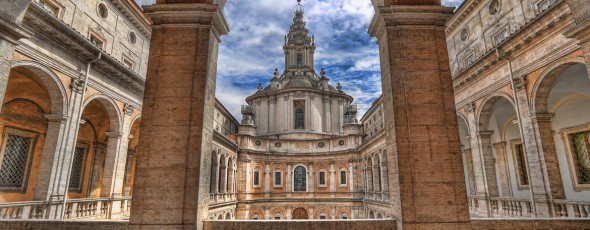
[447, 0, 590, 218]
[229, 2, 391, 220]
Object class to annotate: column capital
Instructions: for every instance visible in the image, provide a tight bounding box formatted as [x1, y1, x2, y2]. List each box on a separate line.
[44, 113, 68, 123]
[492, 142, 507, 150]
[369, 5, 453, 38]
[512, 76, 527, 91]
[530, 113, 555, 123]
[464, 102, 475, 114]
[476, 130, 494, 138]
[106, 131, 123, 138]
[144, 3, 229, 40]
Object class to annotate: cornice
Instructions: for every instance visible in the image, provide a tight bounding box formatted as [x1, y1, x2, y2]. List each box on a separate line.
[452, 2, 571, 88]
[246, 88, 353, 104]
[23, 4, 146, 94]
[446, 0, 485, 33]
[111, 0, 152, 38]
[143, 3, 229, 41]
[213, 131, 240, 150]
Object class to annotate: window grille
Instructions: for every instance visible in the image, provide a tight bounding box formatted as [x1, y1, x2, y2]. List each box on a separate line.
[571, 131, 590, 184]
[295, 108, 305, 129]
[294, 166, 306, 192]
[68, 146, 86, 191]
[514, 143, 529, 186]
[0, 135, 32, 189]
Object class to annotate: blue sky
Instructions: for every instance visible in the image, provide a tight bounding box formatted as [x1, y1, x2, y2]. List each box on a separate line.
[137, 0, 464, 119]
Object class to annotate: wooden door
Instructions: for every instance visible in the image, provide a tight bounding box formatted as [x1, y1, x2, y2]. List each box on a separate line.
[292, 207, 308, 219]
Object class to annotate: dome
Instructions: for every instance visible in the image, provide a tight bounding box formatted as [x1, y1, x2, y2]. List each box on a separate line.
[283, 75, 315, 89]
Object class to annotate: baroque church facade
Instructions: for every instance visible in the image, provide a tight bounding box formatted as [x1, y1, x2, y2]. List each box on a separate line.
[207, 2, 391, 220]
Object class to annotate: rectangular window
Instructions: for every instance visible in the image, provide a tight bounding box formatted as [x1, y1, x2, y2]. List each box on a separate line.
[90, 34, 104, 49]
[297, 53, 302, 68]
[319, 215, 326, 219]
[319, 171, 326, 186]
[493, 30, 509, 45]
[513, 143, 529, 186]
[253, 171, 260, 186]
[274, 171, 282, 186]
[0, 131, 36, 191]
[538, 0, 557, 11]
[39, 0, 59, 17]
[68, 146, 87, 191]
[340, 170, 347, 185]
[570, 131, 590, 184]
[122, 57, 134, 70]
[274, 216, 280, 220]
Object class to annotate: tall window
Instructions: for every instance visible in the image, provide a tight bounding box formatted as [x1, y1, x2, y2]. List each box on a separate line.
[274, 171, 282, 186]
[0, 131, 36, 191]
[295, 108, 304, 129]
[340, 170, 347, 185]
[318, 171, 326, 186]
[68, 146, 87, 191]
[297, 53, 302, 67]
[570, 131, 590, 184]
[513, 143, 530, 186]
[293, 166, 306, 192]
[253, 171, 260, 187]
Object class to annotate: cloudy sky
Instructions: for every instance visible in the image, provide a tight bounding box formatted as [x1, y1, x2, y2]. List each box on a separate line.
[137, 0, 464, 119]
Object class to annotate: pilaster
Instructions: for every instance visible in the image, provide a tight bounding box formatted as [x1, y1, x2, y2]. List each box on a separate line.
[0, 0, 31, 111]
[493, 142, 512, 197]
[369, 3, 470, 229]
[128, 2, 228, 229]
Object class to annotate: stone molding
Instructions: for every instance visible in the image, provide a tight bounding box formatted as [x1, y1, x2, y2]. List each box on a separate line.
[143, 3, 229, 41]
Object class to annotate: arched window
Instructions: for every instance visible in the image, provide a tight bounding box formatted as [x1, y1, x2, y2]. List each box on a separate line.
[293, 166, 307, 192]
[295, 108, 304, 129]
[318, 212, 327, 219]
[252, 213, 260, 220]
[340, 213, 348, 219]
[274, 212, 282, 220]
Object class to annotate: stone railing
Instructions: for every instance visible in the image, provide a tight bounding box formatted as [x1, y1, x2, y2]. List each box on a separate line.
[0, 197, 131, 220]
[553, 199, 590, 218]
[468, 195, 480, 213]
[210, 193, 237, 203]
[364, 191, 390, 203]
[489, 197, 533, 218]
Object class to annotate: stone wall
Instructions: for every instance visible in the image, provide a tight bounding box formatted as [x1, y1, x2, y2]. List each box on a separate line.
[204, 220, 397, 230]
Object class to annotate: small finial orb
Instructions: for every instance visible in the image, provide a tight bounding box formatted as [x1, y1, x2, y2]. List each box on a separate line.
[297, 0, 301, 3]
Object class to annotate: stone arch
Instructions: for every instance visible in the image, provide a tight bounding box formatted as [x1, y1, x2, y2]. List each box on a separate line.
[270, 207, 286, 220]
[225, 212, 231, 220]
[314, 206, 331, 219]
[10, 60, 68, 115]
[82, 94, 122, 133]
[218, 153, 226, 193]
[476, 92, 516, 133]
[531, 57, 586, 114]
[292, 207, 309, 219]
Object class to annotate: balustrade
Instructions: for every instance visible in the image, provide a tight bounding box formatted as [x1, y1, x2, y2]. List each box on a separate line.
[554, 200, 590, 218]
[0, 197, 131, 220]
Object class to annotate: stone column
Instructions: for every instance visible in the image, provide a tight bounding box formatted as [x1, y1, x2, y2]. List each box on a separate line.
[211, 159, 219, 194]
[464, 105, 490, 215]
[349, 161, 355, 192]
[89, 143, 107, 197]
[100, 132, 123, 197]
[128, 1, 229, 229]
[462, 147, 476, 196]
[369, 2, 470, 229]
[286, 162, 292, 197]
[308, 163, 314, 196]
[269, 96, 276, 132]
[493, 142, 512, 197]
[35, 77, 86, 219]
[286, 206, 292, 220]
[564, 0, 590, 76]
[323, 96, 331, 132]
[329, 161, 336, 193]
[0, 0, 30, 111]
[373, 165, 381, 192]
[380, 160, 389, 193]
[477, 131, 499, 198]
[513, 76, 562, 217]
[264, 161, 270, 196]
